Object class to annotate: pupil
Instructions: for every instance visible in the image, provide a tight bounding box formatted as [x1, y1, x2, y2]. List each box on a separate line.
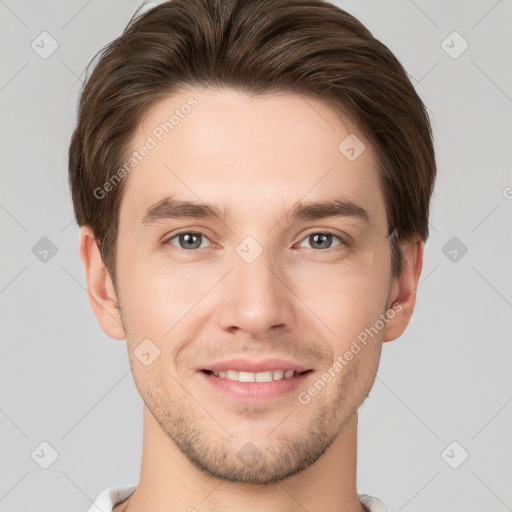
[182, 233, 200, 249]
[312, 233, 331, 249]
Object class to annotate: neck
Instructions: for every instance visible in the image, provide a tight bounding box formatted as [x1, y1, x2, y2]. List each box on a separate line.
[117, 406, 365, 512]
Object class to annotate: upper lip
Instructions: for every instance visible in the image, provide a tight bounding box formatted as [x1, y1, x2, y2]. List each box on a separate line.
[201, 358, 312, 373]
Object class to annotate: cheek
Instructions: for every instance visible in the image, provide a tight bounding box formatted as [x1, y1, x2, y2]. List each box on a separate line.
[293, 262, 390, 332]
[117, 254, 225, 338]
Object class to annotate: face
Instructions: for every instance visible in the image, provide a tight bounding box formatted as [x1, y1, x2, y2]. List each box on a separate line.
[112, 87, 395, 483]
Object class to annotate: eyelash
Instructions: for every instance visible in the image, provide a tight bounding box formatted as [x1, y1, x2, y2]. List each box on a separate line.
[163, 230, 351, 255]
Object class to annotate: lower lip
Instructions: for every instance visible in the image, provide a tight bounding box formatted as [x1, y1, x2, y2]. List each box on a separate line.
[199, 370, 313, 401]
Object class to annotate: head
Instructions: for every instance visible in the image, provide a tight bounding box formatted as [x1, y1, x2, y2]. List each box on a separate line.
[70, 0, 435, 484]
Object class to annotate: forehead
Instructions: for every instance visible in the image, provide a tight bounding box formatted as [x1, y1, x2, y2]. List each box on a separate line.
[119, 87, 387, 232]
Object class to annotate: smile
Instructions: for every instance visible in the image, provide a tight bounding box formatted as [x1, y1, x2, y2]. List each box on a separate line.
[199, 369, 314, 401]
[203, 369, 311, 382]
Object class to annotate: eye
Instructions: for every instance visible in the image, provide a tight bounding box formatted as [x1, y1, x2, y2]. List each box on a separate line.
[165, 232, 212, 251]
[164, 230, 350, 254]
[296, 232, 347, 252]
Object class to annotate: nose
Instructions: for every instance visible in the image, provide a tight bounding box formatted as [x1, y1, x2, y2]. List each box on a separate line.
[215, 248, 296, 338]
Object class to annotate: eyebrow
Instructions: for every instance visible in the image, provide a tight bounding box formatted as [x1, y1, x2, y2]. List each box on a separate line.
[141, 195, 369, 226]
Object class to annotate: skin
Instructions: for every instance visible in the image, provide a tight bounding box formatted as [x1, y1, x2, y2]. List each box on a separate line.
[79, 87, 423, 512]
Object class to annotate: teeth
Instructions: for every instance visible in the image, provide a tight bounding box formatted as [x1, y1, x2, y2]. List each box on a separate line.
[210, 369, 298, 382]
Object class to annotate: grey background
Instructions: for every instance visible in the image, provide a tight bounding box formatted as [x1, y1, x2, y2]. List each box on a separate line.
[1, 0, 511, 511]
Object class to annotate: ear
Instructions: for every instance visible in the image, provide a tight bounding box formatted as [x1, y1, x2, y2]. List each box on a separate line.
[382, 235, 424, 343]
[78, 226, 126, 340]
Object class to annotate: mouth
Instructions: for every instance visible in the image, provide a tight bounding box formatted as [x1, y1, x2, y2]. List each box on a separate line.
[201, 368, 313, 382]
[199, 368, 314, 401]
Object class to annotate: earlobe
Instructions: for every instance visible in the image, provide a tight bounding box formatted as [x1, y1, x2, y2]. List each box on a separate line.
[78, 226, 126, 340]
[382, 236, 424, 343]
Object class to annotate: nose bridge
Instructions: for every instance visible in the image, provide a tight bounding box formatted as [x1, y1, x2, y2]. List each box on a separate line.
[216, 240, 294, 335]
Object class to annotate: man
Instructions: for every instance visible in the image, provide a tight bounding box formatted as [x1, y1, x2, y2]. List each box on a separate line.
[68, 0, 436, 510]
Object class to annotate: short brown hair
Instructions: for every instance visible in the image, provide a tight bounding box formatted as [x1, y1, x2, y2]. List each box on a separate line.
[68, 0, 436, 288]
